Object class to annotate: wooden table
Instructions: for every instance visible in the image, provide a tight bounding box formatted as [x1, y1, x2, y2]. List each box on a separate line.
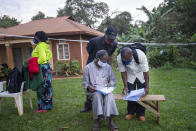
[114, 94, 166, 124]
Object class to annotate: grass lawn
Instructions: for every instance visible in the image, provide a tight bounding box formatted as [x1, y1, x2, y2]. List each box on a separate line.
[0, 67, 196, 131]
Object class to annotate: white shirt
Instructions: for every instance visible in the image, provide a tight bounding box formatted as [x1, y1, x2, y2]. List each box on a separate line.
[117, 49, 149, 84]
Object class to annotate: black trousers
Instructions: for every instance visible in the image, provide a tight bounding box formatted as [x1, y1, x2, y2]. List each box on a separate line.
[127, 78, 145, 116]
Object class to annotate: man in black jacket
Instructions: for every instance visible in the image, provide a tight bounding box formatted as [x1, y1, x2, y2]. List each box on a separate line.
[80, 26, 118, 113]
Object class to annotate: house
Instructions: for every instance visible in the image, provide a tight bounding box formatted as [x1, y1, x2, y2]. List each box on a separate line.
[0, 16, 104, 70]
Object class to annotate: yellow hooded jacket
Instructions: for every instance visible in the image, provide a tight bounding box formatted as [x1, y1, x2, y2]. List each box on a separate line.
[32, 42, 52, 64]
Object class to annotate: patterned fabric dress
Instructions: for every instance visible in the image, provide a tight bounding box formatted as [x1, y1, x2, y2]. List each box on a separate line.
[37, 63, 53, 110]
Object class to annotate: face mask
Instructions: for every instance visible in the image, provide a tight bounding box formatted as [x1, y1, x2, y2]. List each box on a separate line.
[33, 37, 38, 44]
[124, 61, 131, 66]
[98, 60, 107, 67]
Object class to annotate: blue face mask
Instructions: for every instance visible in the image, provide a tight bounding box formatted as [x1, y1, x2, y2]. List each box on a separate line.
[33, 37, 38, 44]
[124, 61, 131, 66]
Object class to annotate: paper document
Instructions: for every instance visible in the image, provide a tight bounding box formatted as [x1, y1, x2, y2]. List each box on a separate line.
[124, 88, 145, 101]
[95, 86, 116, 95]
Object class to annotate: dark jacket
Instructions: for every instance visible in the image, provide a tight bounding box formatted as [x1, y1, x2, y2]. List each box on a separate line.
[86, 36, 118, 64]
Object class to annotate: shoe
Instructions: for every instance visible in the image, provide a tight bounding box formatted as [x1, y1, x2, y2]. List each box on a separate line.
[138, 116, 145, 122]
[35, 110, 48, 113]
[125, 114, 134, 120]
[80, 108, 91, 113]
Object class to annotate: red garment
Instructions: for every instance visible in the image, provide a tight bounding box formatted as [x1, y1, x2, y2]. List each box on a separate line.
[28, 57, 39, 79]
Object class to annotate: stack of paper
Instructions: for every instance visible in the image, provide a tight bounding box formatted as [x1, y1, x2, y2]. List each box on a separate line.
[124, 88, 145, 101]
[95, 86, 116, 95]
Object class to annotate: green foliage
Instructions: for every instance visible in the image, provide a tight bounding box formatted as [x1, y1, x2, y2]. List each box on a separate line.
[0, 65, 4, 77]
[118, 25, 151, 43]
[190, 33, 196, 42]
[148, 46, 180, 68]
[0, 15, 20, 28]
[98, 11, 132, 35]
[147, 44, 196, 69]
[0, 64, 11, 79]
[55, 60, 81, 77]
[117, 0, 195, 43]
[70, 60, 81, 74]
[31, 11, 45, 21]
[57, 0, 109, 28]
[165, 0, 196, 36]
[189, 61, 196, 69]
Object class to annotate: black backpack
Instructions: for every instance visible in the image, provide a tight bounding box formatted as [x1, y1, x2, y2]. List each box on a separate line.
[6, 67, 23, 93]
[118, 43, 147, 64]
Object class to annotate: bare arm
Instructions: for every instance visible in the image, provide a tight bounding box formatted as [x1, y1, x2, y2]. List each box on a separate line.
[143, 72, 149, 95]
[121, 72, 128, 95]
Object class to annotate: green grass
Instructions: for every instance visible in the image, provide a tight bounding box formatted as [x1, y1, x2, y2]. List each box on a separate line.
[0, 67, 196, 131]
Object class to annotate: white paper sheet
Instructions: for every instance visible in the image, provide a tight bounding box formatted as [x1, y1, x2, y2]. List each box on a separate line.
[95, 86, 116, 95]
[124, 88, 145, 101]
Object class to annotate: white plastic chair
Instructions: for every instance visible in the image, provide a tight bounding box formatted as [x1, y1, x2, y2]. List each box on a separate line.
[0, 81, 33, 116]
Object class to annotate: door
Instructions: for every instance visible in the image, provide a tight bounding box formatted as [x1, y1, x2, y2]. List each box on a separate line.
[13, 48, 23, 70]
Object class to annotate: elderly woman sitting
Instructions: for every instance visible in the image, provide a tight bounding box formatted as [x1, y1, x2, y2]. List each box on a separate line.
[82, 50, 119, 131]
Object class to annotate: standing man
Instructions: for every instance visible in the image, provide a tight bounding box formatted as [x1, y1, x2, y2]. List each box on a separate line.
[117, 47, 149, 122]
[80, 26, 118, 113]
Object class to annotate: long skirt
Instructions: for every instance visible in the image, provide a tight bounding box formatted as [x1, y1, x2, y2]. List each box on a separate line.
[91, 92, 119, 119]
[37, 63, 53, 110]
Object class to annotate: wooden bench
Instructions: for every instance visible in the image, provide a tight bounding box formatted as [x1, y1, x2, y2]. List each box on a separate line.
[114, 94, 166, 124]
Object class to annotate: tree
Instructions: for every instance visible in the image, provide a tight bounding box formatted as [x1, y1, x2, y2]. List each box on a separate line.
[98, 11, 132, 35]
[111, 11, 132, 35]
[138, 4, 174, 28]
[31, 11, 45, 21]
[97, 16, 112, 32]
[0, 15, 20, 28]
[57, 0, 109, 28]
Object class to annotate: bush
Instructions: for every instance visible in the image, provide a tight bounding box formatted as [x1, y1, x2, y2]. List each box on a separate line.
[70, 60, 81, 75]
[55, 61, 66, 76]
[147, 46, 180, 68]
[0, 64, 11, 81]
[190, 33, 196, 42]
[55, 60, 81, 77]
[0, 65, 4, 77]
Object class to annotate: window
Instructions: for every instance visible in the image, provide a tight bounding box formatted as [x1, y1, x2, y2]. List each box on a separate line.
[57, 43, 70, 60]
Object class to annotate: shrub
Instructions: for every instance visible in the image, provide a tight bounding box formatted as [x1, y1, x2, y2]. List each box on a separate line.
[147, 46, 180, 68]
[55, 60, 81, 77]
[55, 61, 66, 76]
[70, 60, 81, 75]
[0, 65, 4, 77]
[190, 33, 196, 42]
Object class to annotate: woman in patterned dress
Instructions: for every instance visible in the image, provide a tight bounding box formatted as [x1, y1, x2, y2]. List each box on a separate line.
[32, 31, 53, 113]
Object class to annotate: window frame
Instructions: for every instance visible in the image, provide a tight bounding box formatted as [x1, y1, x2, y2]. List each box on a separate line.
[57, 43, 70, 60]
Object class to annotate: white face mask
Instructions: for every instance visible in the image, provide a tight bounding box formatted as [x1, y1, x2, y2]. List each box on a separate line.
[98, 60, 107, 67]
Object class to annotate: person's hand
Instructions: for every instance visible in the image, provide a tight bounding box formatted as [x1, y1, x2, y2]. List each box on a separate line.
[122, 87, 128, 95]
[88, 85, 95, 93]
[141, 88, 149, 97]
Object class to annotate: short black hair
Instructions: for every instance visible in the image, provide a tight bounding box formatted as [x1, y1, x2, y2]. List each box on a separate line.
[34, 31, 48, 42]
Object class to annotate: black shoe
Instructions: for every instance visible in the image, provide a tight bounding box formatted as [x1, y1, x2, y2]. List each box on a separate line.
[80, 108, 91, 113]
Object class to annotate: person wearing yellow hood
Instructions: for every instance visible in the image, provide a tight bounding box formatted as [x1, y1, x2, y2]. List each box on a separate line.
[32, 31, 53, 113]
